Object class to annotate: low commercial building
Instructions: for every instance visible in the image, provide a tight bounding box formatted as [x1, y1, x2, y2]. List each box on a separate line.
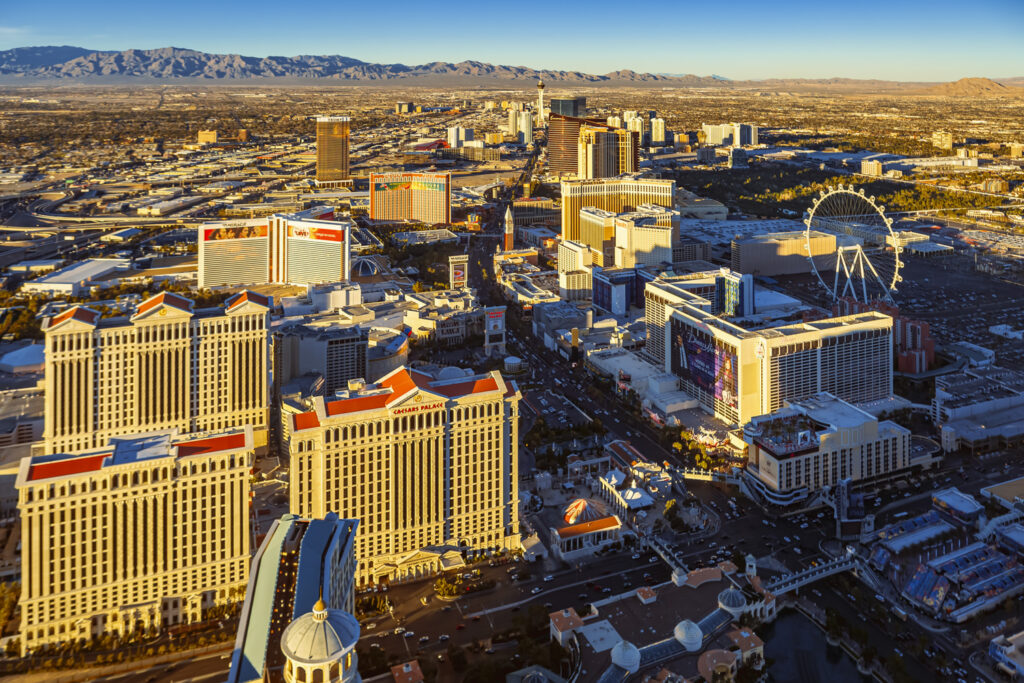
[990, 631, 1024, 679]
[390, 229, 459, 246]
[549, 498, 622, 562]
[731, 231, 836, 276]
[17, 428, 254, 654]
[21, 258, 131, 296]
[933, 367, 1024, 453]
[744, 393, 910, 498]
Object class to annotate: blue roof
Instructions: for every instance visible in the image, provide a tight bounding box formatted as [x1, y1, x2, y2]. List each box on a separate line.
[230, 516, 297, 683]
[293, 518, 338, 618]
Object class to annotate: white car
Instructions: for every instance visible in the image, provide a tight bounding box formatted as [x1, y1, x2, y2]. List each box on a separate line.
[531, 586, 542, 594]
[543, 575, 554, 582]
[631, 553, 641, 560]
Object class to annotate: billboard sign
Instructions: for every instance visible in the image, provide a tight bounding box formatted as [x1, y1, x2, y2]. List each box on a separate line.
[449, 254, 469, 289]
[669, 318, 737, 408]
[203, 224, 267, 241]
[287, 224, 344, 242]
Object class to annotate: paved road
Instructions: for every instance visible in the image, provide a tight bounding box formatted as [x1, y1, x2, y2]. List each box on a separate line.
[89, 647, 233, 683]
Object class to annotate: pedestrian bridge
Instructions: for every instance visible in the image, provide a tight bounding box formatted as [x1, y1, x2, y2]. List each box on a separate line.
[766, 554, 859, 595]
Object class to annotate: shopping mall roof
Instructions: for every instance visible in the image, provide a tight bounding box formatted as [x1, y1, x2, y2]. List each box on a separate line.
[932, 487, 984, 518]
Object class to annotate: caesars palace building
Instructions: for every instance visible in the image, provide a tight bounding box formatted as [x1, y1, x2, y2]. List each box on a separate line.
[665, 300, 893, 426]
[43, 291, 270, 454]
[287, 367, 520, 585]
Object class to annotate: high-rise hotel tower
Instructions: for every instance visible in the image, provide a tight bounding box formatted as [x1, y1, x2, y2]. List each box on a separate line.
[316, 116, 350, 187]
[17, 427, 254, 654]
[43, 291, 271, 454]
[287, 367, 520, 585]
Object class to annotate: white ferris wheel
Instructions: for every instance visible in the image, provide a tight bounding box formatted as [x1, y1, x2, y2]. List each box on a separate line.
[803, 185, 903, 304]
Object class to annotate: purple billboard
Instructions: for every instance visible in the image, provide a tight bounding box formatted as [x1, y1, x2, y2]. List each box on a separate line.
[669, 318, 737, 408]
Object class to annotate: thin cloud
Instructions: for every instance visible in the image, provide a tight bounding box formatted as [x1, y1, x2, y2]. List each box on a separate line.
[0, 27, 31, 36]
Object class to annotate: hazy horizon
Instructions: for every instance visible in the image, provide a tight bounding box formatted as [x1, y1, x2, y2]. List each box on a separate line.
[2, 0, 1023, 81]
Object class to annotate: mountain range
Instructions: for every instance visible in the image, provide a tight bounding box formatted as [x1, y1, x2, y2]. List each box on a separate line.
[0, 46, 1021, 94]
[0, 46, 718, 84]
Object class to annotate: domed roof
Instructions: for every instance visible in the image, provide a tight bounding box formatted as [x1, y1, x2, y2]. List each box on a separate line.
[563, 498, 602, 525]
[280, 600, 360, 665]
[351, 256, 382, 278]
[673, 619, 703, 652]
[718, 587, 746, 611]
[610, 640, 640, 673]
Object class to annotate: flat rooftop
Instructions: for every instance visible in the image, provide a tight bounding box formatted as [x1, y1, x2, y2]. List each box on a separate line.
[26, 258, 130, 286]
[791, 393, 875, 429]
[984, 477, 1024, 508]
[932, 487, 984, 516]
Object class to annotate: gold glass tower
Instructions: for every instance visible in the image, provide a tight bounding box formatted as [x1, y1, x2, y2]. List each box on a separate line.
[316, 116, 351, 185]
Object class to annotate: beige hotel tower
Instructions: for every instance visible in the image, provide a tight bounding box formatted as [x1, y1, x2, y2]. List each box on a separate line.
[16, 427, 254, 654]
[288, 367, 521, 584]
[42, 291, 271, 454]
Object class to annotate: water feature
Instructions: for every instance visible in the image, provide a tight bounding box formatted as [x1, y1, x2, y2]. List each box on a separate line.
[763, 610, 866, 682]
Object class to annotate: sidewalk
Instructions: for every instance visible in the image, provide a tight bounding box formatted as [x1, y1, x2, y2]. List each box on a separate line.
[2, 642, 232, 683]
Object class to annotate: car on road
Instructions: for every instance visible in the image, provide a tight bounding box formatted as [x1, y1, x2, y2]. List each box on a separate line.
[456, 623, 466, 630]
[648, 556, 657, 564]
[439, 634, 450, 642]
[394, 627, 405, 635]
[366, 623, 376, 630]
[631, 553, 641, 560]
[419, 635, 430, 644]
[543, 575, 554, 582]
[531, 586, 542, 594]
[404, 631, 415, 638]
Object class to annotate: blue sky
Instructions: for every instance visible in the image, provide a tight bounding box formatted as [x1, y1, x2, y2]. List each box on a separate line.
[2, 0, 1022, 80]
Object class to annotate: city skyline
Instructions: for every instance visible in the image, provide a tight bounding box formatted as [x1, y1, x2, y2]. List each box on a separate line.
[2, 26, 1024, 680]
[1, 0, 1023, 81]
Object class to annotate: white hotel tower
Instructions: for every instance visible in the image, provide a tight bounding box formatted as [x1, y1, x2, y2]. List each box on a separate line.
[537, 79, 546, 125]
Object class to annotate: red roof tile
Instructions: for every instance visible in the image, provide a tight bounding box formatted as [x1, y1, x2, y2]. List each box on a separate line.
[431, 377, 499, 397]
[226, 290, 271, 310]
[325, 393, 389, 416]
[48, 307, 99, 329]
[380, 368, 418, 398]
[318, 369, 505, 419]
[135, 291, 193, 318]
[293, 411, 321, 431]
[176, 433, 247, 457]
[555, 515, 620, 539]
[28, 453, 109, 481]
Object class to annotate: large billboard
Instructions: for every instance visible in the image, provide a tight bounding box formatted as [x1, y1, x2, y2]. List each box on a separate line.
[372, 180, 447, 193]
[203, 224, 267, 241]
[287, 224, 344, 242]
[669, 318, 737, 408]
